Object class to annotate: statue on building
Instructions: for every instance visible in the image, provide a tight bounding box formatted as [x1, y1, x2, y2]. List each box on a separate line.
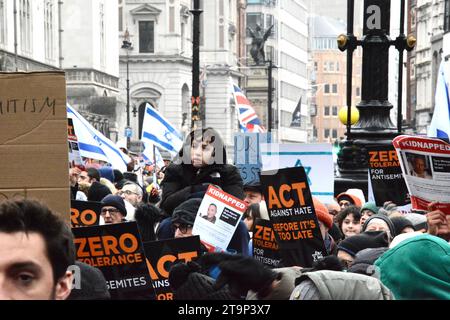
[247, 24, 274, 65]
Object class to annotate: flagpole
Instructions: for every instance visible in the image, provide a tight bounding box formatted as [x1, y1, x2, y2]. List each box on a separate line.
[152, 144, 158, 189]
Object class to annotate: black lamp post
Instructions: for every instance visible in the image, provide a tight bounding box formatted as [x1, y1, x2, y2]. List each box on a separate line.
[190, 0, 203, 130]
[334, 0, 416, 196]
[122, 30, 132, 149]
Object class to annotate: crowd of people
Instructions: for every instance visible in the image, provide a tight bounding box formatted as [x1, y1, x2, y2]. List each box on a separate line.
[0, 127, 449, 300]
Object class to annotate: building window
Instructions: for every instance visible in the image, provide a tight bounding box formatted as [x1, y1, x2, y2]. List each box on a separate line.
[329, 62, 335, 72]
[332, 106, 338, 116]
[313, 127, 317, 138]
[281, 52, 306, 77]
[139, 21, 154, 53]
[265, 14, 275, 38]
[0, 0, 6, 45]
[118, 0, 123, 31]
[324, 84, 330, 94]
[410, 58, 415, 79]
[100, 3, 106, 67]
[324, 129, 330, 138]
[169, 6, 175, 33]
[332, 129, 338, 139]
[281, 81, 306, 102]
[44, 1, 54, 60]
[247, 13, 263, 37]
[332, 84, 338, 93]
[324, 106, 330, 116]
[323, 61, 328, 72]
[314, 62, 318, 71]
[20, 0, 32, 54]
[444, 0, 450, 32]
[336, 62, 340, 72]
[219, 25, 224, 48]
[356, 87, 360, 97]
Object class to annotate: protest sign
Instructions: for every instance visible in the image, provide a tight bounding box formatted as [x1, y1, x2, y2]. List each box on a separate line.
[367, 145, 410, 206]
[260, 166, 328, 267]
[393, 135, 450, 214]
[252, 219, 281, 268]
[143, 236, 202, 300]
[192, 185, 247, 252]
[68, 118, 83, 167]
[0, 72, 70, 220]
[234, 132, 271, 184]
[71, 221, 155, 300]
[261, 143, 334, 203]
[70, 200, 102, 227]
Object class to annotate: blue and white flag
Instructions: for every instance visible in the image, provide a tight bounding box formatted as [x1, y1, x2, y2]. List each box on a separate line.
[428, 60, 450, 139]
[142, 143, 165, 168]
[67, 104, 131, 171]
[141, 103, 183, 156]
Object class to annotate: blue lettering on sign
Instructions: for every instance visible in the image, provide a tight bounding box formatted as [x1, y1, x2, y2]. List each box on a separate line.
[294, 159, 312, 186]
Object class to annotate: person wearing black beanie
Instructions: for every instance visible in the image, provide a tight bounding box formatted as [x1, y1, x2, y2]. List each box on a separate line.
[101, 194, 127, 224]
[362, 214, 396, 240]
[390, 216, 415, 235]
[336, 231, 390, 268]
[171, 198, 202, 238]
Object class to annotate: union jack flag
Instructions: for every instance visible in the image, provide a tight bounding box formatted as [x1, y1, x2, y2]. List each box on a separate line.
[232, 84, 266, 133]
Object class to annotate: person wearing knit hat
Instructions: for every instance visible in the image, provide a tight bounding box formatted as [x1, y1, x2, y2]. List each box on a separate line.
[360, 202, 379, 225]
[375, 234, 450, 299]
[347, 247, 388, 276]
[98, 166, 115, 183]
[336, 231, 389, 268]
[101, 194, 127, 224]
[362, 214, 396, 240]
[403, 213, 428, 232]
[68, 261, 110, 300]
[313, 197, 337, 255]
[171, 198, 202, 238]
[336, 192, 363, 209]
[390, 216, 415, 236]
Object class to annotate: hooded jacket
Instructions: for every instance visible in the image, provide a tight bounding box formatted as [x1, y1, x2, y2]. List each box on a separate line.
[375, 234, 450, 300]
[290, 270, 393, 300]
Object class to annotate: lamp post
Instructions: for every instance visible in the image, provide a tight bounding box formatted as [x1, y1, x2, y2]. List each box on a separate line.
[190, 0, 203, 130]
[334, 0, 415, 196]
[122, 30, 132, 149]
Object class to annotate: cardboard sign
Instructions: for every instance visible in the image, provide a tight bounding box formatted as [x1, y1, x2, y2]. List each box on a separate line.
[261, 143, 334, 203]
[0, 72, 70, 220]
[68, 118, 83, 168]
[234, 132, 271, 184]
[70, 200, 102, 228]
[367, 145, 410, 206]
[71, 222, 155, 300]
[260, 166, 328, 267]
[192, 185, 247, 252]
[393, 135, 450, 214]
[252, 219, 281, 268]
[143, 236, 202, 300]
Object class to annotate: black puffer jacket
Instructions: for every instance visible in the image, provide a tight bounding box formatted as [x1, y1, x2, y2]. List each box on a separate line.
[159, 163, 245, 216]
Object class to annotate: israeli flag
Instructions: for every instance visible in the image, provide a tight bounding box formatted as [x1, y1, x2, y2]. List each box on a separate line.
[428, 60, 450, 139]
[142, 143, 165, 169]
[67, 104, 131, 171]
[141, 103, 183, 156]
